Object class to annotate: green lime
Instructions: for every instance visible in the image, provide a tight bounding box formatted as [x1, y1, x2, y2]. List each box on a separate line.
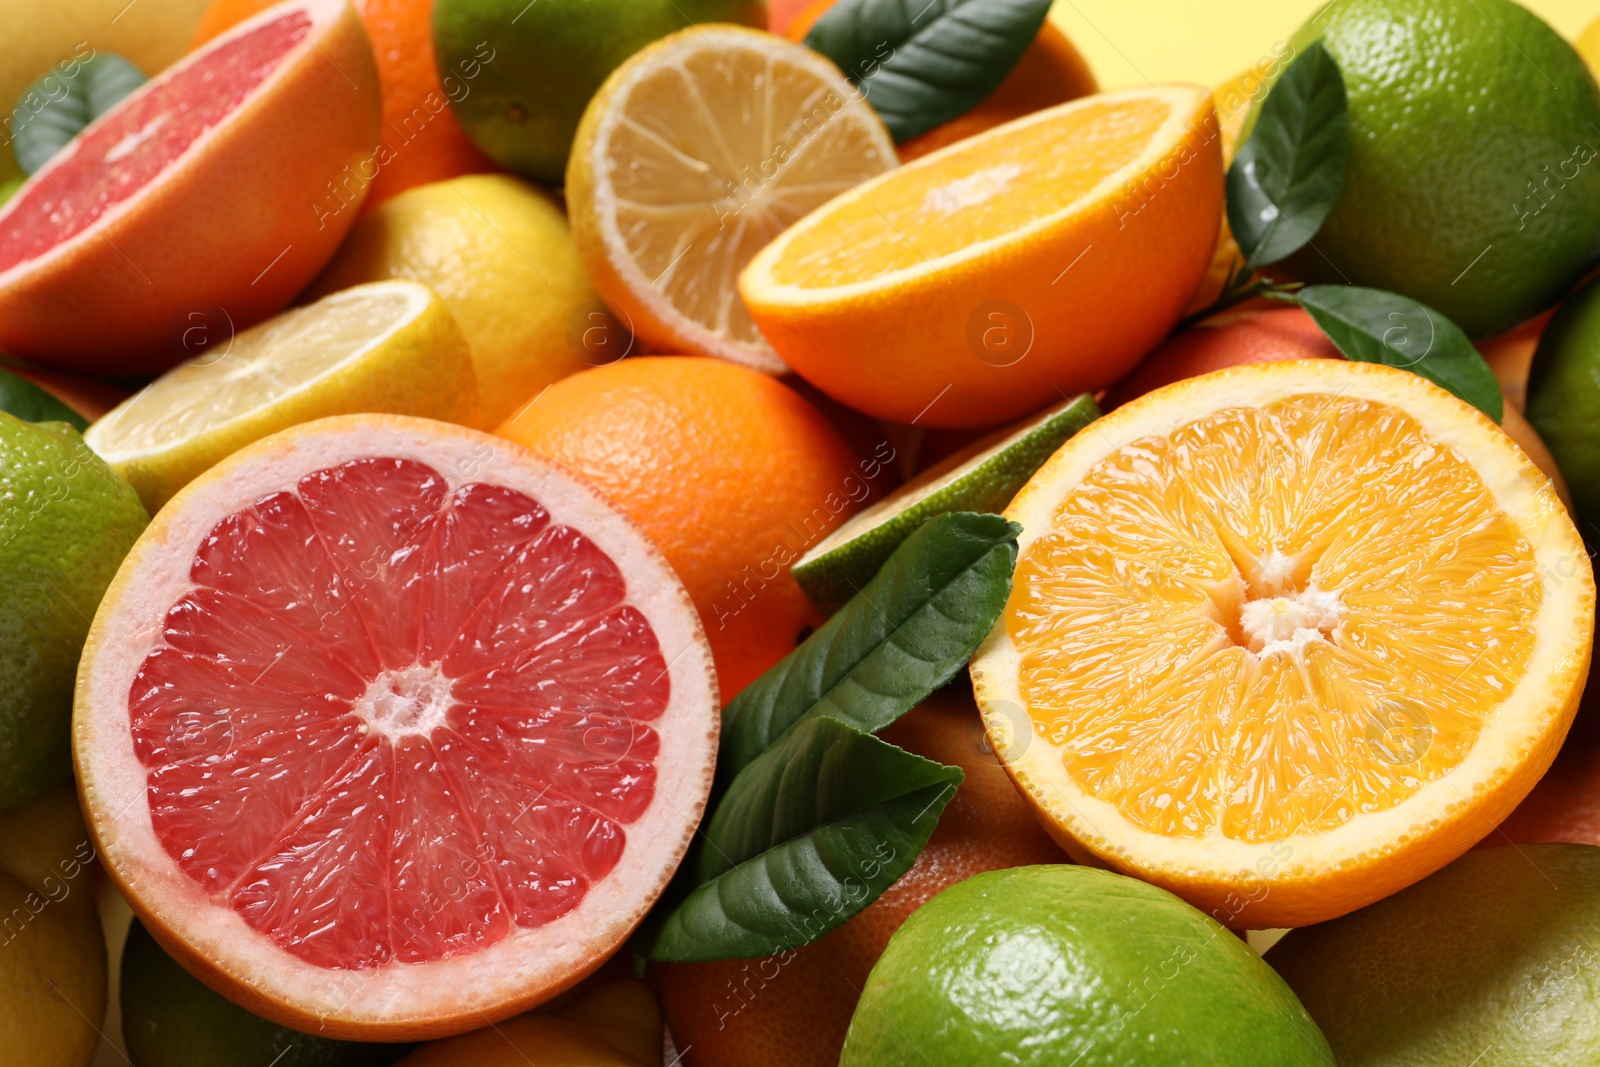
[433, 0, 765, 186]
[793, 393, 1099, 614]
[1274, 0, 1600, 338]
[0, 413, 145, 809]
[0, 176, 20, 205]
[1527, 273, 1600, 534]
[1269, 844, 1600, 1065]
[121, 918, 412, 1067]
[839, 865, 1331, 1066]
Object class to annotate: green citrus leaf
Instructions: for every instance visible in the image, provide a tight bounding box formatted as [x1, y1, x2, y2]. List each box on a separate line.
[640, 717, 961, 961]
[1295, 284, 1503, 421]
[1227, 40, 1347, 267]
[0, 367, 86, 431]
[719, 511, 1019, 785]
[11, 54, 146, 175]
[804, 0, 1052, 143]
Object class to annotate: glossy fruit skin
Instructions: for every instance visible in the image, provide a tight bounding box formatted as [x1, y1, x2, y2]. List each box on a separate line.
[307, 175, 595, 429]
[840, 864, 1331, 1066]
[0, 867, 106, 1067]
[432, 0, 766, 186]
[1270, 844, 1600, 1066]
[1275, 0, 1600, 339]
[0, 416, 146, 808]
[122, 919, 412, 1067]
[1104, 306, 1338, 409]
[1528, 273, 1600, 532]
[650, 688, 1069, 1067]
[191, 0, 499, 206]
[496, 356, 876, 696]
[0, 3, 382, 374]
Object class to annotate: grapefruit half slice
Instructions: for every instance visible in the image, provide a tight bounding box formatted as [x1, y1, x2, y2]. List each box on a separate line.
[74, 416, 718, 1039]
[0, 0, 380, 374]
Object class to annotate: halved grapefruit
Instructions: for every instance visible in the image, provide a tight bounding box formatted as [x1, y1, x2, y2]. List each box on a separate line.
[74, 415, 719, 1039]
[0, 0, 380, 374]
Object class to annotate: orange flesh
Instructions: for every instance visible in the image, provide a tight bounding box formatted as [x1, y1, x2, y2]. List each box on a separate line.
[768, 97, 1170, 287]
[1007, 394, 1540, 842]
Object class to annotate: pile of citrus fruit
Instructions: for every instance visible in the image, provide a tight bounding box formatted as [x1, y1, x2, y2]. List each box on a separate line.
[6, 0, 1600, 1063]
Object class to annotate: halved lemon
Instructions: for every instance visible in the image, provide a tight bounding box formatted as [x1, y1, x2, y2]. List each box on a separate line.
[970, 359, 1594, 929]
[565, 24, 896, 373]
[85, 280, 476, 513]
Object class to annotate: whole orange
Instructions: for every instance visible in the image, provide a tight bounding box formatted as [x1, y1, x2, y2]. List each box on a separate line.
[495, 356, 885, 697]
[192, 0, 497, 207]
[650, 686, 1069, 1067]
[1490, 744, 1600, 845]
[1104, 306, 1338, 409]
[782, 4, 1096, 162]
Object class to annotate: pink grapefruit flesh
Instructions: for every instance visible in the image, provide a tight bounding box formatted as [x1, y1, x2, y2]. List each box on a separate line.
[0, 0, 380, 374]
[76, 416, 719, 1039]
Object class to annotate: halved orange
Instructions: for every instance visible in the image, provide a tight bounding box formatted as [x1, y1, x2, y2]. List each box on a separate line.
[970, 360, 1594, 929]
[741, 85, 1223, 428]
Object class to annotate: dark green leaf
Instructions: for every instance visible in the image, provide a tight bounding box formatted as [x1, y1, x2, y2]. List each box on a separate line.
[641, 717, 961, 961]
[804, 0, 1052, 143]
[720, 511, 1018, 783]
[1227, 40, 1347, 267]
[0, 366, 87, 431]
[12, 54, 146, 175]
[1296, 285, 1503, 421]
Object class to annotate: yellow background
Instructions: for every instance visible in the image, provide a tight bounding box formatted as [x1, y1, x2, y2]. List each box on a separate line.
[1051, 0, 1599, 88]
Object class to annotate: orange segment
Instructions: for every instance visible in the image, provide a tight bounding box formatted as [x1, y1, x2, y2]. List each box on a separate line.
[741, 85, 1223, 428]
[971, 360, 1593, 928]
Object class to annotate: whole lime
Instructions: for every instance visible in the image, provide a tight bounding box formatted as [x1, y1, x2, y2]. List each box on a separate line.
[121, 918, 412, 1066]
[1528, 273, 1600, 532]
[0, 414, 145, 808]
[839, 865, 1331, 1066]
[432, 0, 766, 186]
[1269, 843, 1600, 1065]
[1274, 0, 1600, 339]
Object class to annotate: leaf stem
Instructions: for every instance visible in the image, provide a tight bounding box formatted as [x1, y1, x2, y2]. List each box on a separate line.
[1172, 258, 1304, 333]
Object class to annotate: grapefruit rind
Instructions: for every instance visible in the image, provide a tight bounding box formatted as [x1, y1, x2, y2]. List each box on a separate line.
[969, 360, 1594, 929]
[0, 0, 380, 372]
[74, 415, 719, 1039]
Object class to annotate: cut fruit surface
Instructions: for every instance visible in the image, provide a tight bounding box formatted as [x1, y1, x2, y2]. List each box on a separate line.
[970, 360, 1594, 928]
[86, 281, 478, 513]
[793, 393, 1099, 614]
[74, 416, 718, 1039]
[565, 24, 897, 373]
[741, 84, 1222, 427]
[0, 0, 380, 372]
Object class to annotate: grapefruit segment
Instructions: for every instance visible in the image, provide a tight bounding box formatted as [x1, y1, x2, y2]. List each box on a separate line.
[0, 0, 380, 373]
[76, 416, 718, 1039]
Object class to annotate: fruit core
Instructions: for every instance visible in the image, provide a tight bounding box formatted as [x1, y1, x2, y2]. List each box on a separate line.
[128, 457, 671, 970]
[0, 11, 311, 274]
[1007, 394, 1541, 841]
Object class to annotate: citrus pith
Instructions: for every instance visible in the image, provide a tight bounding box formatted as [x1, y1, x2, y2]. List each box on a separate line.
[970, 359, 1593, 928]
[75, 415, 719, 1039]
[741, 85, 1223, 427]
[0, 0, 381, 373]
[566, 24, 896, 374]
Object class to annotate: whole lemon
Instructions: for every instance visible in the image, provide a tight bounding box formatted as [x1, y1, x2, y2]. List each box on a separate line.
[306, 174, 597, 429]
